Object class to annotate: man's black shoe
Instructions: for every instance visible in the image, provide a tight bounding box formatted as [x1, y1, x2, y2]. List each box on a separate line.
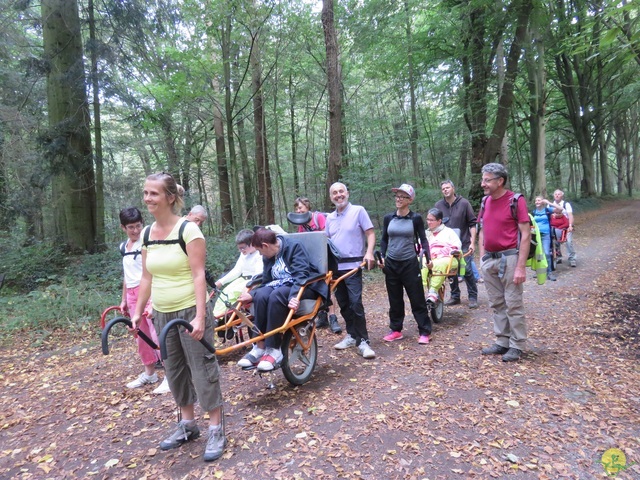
[329, 314, 342, 334]
[444, 298, 461, 306]
[468, 300, 478, 309]
[502, 348, 522, 362]
[481, 344, 509, 355]
[315, 310, 329, 328]
[155, 360, 164, 370]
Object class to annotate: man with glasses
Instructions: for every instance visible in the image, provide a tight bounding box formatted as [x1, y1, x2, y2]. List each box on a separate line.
[477, 163, 530, 362]
[434, 180, 478, 309]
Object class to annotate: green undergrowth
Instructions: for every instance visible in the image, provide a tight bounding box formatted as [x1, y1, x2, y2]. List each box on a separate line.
[0, 232, 239, 344]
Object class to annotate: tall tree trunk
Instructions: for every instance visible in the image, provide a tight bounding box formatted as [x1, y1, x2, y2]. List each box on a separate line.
[322, 0, 342, 203]
[404, 0, 420, 180]
[87, 0, 105, 249]
[525, 15, 547, 197]
[42, 0, 97, 252]
[0, 126, 7, 231]
[290, 74, 300, 195]
[463, 0, 533, 202]
[554, 53, 596, 196]
[212, 84, 233, 229]
[222, 20, 244, 228]
[250, 31, 274, 225]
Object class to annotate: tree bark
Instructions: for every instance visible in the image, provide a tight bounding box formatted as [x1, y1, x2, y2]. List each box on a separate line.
[404, 0, 420, 180]
[322, 0, 342, 198]
[87, 0, 105, 249]
[250, 30, 274, 225]
[525, 15, 547, 197]
[463, 0, 533, 202]
[42, 0, 97, 252]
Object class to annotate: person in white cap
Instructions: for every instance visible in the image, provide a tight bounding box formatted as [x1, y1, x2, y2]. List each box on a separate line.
[377, 184, 433, 345]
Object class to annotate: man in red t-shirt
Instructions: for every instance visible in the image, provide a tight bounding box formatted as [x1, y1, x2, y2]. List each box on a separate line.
[477, 163, 530, 362]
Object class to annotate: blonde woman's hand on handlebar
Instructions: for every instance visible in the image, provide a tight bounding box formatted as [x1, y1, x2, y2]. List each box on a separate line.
[189, 315, 205, 341]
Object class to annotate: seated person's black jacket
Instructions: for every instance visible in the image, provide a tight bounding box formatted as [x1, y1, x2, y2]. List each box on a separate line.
[254, 235, 329, 301]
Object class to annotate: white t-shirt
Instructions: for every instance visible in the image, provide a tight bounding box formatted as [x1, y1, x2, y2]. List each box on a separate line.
[122, 238, 144, 288]
[217, 250, 263, 286]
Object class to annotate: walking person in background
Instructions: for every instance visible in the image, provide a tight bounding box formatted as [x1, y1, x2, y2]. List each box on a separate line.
[118, 207, 169, 395]
[477, 163, 530, 363]
[553, 189, 577, 267]
[434, 180, 479, 308]
[131, 172, 226, 462]
[532, 196, 563, 281]
[378, 184, 433, 345]
[326, 182, 376, 359]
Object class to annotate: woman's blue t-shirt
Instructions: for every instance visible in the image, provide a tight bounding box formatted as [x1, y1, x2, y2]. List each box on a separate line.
[533, 207, 553, 235]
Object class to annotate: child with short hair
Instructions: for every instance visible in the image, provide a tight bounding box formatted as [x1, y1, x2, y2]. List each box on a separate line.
[119, 207, 168, 394]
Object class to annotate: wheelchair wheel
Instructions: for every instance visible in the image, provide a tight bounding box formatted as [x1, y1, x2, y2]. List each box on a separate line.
[281, 324, 317, 386]
[430, 300, 444, 323]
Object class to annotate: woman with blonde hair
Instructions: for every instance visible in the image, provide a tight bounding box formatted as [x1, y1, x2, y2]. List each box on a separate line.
[131, 172, 226, 462]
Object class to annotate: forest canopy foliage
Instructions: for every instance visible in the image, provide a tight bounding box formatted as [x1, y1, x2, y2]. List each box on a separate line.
[0, 0, 638, 249]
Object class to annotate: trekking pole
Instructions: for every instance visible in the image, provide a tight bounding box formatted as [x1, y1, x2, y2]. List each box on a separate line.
[158, 318, 216, 361]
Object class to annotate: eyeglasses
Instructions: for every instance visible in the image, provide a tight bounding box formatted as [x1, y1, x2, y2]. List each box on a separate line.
[426, 218, 439, 222]
[125, 223, 143, 231]
[481, 177, 501, 184]
[395, 195, 411, 200]
[237, 244, 249, 252]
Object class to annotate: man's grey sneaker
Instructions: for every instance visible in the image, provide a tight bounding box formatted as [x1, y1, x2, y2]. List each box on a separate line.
[481, 344, 509, 355]
[468, 300, 478, 309]
[159, 420, 200, 450]
[502, 348, 522, 362]
[334, 334, 356, 350]
[203, 425, 227, 462]
[444, 298, 461, 306]
[126, 372, 158, 389]
[329, 314, 342, 334]
[358, 341, 375, 359]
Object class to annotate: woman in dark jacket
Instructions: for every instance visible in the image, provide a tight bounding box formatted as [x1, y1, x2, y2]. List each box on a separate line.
[237, 228, 328, 371]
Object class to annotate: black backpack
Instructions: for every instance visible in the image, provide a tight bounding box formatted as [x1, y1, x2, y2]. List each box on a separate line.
[142, 220, 189, 256]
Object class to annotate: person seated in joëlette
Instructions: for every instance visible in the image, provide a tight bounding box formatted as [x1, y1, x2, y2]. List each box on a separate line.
[423, 208, 462, 304]
[236, 228, 328, 371]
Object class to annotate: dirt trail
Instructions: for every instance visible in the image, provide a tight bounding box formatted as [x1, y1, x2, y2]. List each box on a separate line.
[1, 200, 639, 479]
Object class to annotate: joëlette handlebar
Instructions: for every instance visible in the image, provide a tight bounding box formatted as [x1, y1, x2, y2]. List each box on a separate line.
[101, 316, 158, 355]
[158, 318, 216, 360]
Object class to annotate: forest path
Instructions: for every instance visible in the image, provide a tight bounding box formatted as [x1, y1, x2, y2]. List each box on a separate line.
[0, 200, 639, 479]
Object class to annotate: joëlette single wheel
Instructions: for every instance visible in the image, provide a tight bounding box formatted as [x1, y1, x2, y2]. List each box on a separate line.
[281, 323, 317, 386]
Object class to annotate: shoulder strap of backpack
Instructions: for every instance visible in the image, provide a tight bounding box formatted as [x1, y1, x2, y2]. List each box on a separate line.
[478, 195, 488, 228]
[510, 193, 523, 223]
[120, 240, 141, 259]
[142, 219, 189, 256]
